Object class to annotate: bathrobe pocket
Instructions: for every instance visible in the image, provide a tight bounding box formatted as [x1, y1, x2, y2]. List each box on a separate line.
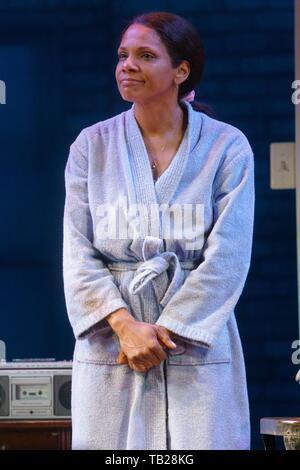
[73, 326, 122, 365]
[167, 325, 232, 365]
[73, 320, 232, 366]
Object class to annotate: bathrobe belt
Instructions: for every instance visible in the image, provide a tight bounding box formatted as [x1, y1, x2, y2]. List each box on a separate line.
[106, 236, 198, 308]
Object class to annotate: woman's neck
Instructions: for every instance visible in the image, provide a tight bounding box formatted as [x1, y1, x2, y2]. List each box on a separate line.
[133, 100, 186, 139]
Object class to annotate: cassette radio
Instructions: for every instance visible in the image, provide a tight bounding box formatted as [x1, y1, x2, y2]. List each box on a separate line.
[0, 360, 72, 420]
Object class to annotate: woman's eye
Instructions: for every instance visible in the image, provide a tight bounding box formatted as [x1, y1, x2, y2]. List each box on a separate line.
[142, 53, 153, 59]
[117, 53, 153, 60]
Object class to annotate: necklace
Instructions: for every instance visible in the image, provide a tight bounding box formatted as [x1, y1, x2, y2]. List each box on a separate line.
[150, 142, 167, 172]
[147, 109, 184, 178]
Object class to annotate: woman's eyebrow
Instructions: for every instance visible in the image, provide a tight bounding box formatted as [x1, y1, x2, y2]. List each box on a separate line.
[118, 46, 157, 51]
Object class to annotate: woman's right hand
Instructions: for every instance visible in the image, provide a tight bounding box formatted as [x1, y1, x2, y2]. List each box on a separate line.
[106, 308, 177, 372]
[118, 321, 178, 372]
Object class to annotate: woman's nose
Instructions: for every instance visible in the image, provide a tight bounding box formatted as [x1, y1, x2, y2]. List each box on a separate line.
[122, 56, 139, 71]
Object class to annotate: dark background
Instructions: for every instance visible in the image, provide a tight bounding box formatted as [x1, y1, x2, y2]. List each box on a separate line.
[0, 0, 298, 450]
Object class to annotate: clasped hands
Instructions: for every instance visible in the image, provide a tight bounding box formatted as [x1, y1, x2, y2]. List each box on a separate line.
[106, 308, 177, 373]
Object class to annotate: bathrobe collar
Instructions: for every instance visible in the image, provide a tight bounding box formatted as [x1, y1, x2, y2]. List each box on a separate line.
[125, 99, 202, 208]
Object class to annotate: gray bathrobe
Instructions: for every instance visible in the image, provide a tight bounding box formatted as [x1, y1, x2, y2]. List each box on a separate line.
[63, 99, 255, 450]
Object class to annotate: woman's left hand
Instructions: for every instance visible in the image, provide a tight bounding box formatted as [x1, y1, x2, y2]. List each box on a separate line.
[117, 348, 129, 365]
[117, 325, 176, 368]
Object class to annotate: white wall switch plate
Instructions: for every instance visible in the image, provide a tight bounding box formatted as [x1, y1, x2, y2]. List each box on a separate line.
[270, 142, 295, 189]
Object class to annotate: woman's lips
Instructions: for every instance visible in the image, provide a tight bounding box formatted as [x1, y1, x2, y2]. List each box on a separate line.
[121, 79, 144, 86]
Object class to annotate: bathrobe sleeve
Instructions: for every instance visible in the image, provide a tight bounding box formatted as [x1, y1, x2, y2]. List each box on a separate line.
[63, 130, 130, 340]
[155, 147, 255, 349]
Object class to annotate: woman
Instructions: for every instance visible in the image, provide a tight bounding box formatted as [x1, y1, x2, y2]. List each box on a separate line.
[63, 11, 255, 450]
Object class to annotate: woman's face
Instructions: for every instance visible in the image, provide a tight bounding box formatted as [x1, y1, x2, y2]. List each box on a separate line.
[115, 24, 188, 104]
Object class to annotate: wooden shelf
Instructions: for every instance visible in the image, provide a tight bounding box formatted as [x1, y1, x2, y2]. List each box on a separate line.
[0, 419, 72, 450]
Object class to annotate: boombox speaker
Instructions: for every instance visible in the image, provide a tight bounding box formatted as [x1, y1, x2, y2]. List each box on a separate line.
[54, 375, 71, 416]
[0, 375, 9, 417]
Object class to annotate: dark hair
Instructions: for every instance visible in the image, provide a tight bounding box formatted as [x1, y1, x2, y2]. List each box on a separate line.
[120, 11, 215, 118]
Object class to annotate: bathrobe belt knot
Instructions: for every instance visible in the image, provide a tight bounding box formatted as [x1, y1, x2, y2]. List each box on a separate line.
[107, 236, 197, 308]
